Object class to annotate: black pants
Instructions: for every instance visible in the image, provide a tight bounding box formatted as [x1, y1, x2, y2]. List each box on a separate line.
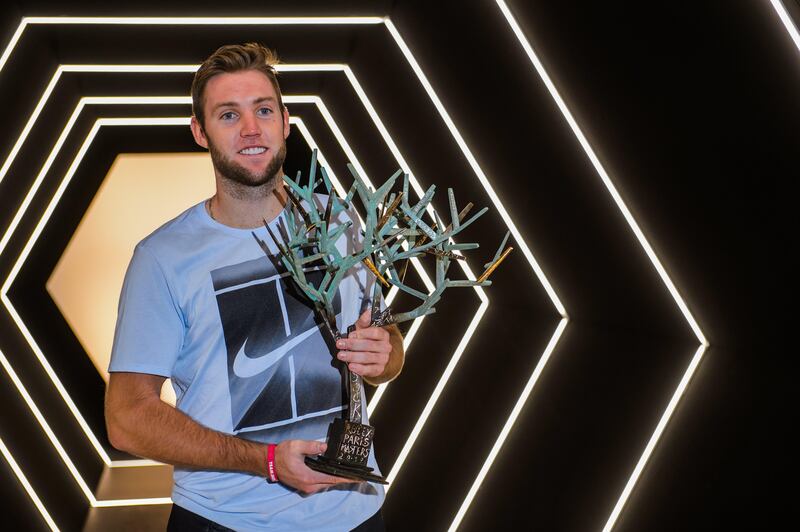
[167, 504, 386, 531]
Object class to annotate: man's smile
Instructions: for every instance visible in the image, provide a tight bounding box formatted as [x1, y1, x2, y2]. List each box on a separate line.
[238, 146, 268, 156]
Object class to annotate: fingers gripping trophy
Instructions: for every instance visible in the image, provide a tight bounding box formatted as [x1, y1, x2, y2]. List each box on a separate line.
[253, 151, 512, 484]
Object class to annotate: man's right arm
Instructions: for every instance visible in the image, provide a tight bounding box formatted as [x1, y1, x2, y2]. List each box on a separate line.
[105, 371, 357, 494]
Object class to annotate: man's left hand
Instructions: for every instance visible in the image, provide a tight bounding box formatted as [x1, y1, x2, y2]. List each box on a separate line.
[336, 310, 391, 379]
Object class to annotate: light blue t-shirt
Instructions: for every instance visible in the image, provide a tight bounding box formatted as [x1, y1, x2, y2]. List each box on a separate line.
[109, 197, 385, 531]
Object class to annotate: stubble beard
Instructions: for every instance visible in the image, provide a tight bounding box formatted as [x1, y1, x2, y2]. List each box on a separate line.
[208, 137, 287, 199]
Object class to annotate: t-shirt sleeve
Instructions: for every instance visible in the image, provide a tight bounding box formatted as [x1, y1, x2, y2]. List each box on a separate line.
[108, 243, 185, 377]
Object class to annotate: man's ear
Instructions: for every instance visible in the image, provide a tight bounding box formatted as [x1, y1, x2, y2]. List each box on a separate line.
[190, 116, 209, 149]
[282, 105, 290, 140]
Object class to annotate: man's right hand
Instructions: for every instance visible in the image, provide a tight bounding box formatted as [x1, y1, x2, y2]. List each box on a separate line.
[275, 440, 362, 494]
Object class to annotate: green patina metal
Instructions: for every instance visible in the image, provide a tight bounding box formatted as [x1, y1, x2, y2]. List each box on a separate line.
[253, 150, 511, 425]
[254, 149, 510, 334]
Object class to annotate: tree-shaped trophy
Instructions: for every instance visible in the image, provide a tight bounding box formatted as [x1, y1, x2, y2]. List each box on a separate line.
[253, 152, 512, 484]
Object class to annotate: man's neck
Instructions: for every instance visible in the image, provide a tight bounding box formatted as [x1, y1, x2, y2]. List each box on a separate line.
[209, 175, 288, 229]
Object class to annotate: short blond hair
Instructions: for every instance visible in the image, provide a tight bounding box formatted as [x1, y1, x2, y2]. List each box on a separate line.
[191, 42, 284, 129]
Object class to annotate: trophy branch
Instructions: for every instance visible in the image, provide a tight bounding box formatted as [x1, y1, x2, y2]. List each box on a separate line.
[252, 150, 512, 483]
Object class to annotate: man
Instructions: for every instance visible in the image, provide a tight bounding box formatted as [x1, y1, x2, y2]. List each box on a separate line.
[105, 43, 404, 531]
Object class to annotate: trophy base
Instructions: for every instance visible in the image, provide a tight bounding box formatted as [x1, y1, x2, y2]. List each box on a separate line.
[305, 455, 388, 484]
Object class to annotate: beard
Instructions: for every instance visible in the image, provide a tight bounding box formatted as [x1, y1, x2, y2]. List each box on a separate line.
[207, 137, 287, 193]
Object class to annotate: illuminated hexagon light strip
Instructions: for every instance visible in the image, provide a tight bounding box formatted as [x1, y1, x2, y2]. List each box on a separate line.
[378, 17, 566, 490]
[769, 0, 800, 54]
[0, 363, 58, 530]
[0, 15, 565, 512]
[0, 80, 437, 469]
[448, 2, 711, 531]
[0, 17, 385, 74]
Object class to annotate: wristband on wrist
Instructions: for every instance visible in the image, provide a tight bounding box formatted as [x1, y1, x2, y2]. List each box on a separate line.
[266, 443, 279, 483]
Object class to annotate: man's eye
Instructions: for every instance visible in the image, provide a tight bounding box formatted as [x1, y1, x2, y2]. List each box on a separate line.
[257, 107, 273, 116]
[220, 112, 236, 120]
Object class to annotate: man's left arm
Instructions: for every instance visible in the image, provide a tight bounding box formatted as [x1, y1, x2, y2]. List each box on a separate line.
[336, 310, 404, 385]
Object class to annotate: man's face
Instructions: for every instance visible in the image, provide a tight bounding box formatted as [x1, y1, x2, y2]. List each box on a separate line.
[190, 70, 290, 189]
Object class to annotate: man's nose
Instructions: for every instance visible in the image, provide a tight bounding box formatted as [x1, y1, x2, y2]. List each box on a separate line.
[240, 113, 260, 136]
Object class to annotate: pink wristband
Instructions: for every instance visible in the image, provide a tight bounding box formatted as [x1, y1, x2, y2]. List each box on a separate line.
[266, 443, 278, 483]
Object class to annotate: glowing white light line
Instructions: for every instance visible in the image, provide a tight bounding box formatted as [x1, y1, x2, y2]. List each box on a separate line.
[83, 96, 189, 104]
[450, 317, 568, 530]
[23, 16, 384, 25]
[494, 1, 701, 342]
[1, 119, 189, 507]
[384, 296, 489, 491]
[375, 16, 563, 499]
[288, 98, 416, 311]
[0, 90, 78, 256]
[341, 65, 455, 285]
[288, 116, 343, 194]
[291, 95, 433, 289]
[94, 117, 188, 127]
[384, 286, 400, 306]
[277, 64, 348, 73]
[0, 79, 191, 256]
[0, 64, 362, 256]
[286, 100, 415, 313]
[0, 101, 194, 471]
[0, 118, 109, 467]
[109, 459, 163, 468]
[291, 92, 442, 307]
[339, 65, 493, 434]
[292, 114, 429, 417]
[341, 65, 437, 219]
[284, 95, 373, 188]
[603, 343, 708, 531]
[769, 0, 800, 53]
[0, 107, 111, 465]
[0, 64, 339, 194]
[0, 69, 187, 248]
[0, 66, 63, 188]
[0, 432, 59, 531]
[63, 65, 198, 73]
[289, 92, 447, 418]
[64, 64, 346, 74]
[383, 18, 565, 317]
[1, 331, 97, 504]
[400, 313, 425, 348]
[0, 18, 375, 72]
[93, 497, 172, 507]
[494, 1, 710, 529]
[317, 71, 468, 448]
[0, 20, 27, 73]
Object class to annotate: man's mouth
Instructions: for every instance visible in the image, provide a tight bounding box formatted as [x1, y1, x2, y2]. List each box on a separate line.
[239, 147, 267, 156]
